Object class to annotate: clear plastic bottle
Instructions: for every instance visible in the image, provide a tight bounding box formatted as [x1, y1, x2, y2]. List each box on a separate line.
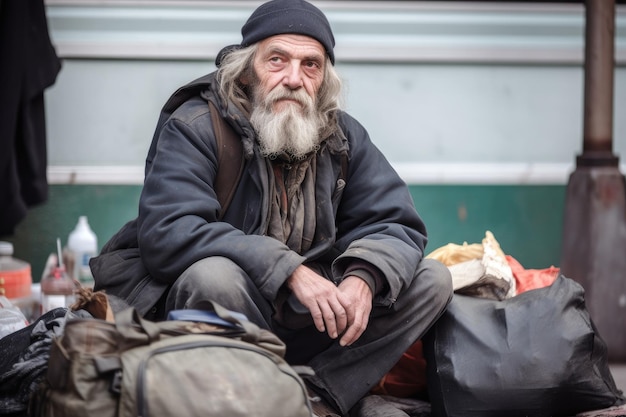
[67, 216, 98, 287]
[0, 241, 32, 300]
[40, 260, 75, 314]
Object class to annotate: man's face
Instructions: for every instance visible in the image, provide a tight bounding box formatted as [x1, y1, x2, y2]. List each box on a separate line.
[248, 34, 327, 159]
[252, 34, 326, 113]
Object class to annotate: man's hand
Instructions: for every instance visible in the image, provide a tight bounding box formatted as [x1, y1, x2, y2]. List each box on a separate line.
[337, 276, 372, 346]
[286, 266, 373, 346]
[286, 265, 348, 339]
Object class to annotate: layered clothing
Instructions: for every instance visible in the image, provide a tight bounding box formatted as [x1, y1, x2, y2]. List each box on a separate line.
[92, 72, 428, 316]
[92, 72, 452, 415]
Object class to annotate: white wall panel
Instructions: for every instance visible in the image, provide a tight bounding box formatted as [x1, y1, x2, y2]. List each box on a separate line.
[43, 1, 626, 184]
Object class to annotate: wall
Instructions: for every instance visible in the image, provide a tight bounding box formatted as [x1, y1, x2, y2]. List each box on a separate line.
[3, 0, 626, 280]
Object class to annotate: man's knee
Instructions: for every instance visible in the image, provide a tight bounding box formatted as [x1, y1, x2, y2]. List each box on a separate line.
[168, 257, 249, 310]
[169, 256, 273, 327]
[414, 258, 453, 308]
[177, 256, 245, 295]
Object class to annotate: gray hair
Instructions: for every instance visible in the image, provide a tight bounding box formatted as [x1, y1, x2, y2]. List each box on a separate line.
[216, 44, 343, 137]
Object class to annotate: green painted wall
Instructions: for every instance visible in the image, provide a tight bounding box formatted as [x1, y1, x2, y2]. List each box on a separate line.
[410, 185, 565, 269]
[1, 185, 142, 283]
[0, 184, 565, 283]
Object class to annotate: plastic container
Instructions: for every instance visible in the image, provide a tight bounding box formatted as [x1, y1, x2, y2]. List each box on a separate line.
[67, 216, 98, 287]
[40, 261, 75, 314]
[0, 241, 32, 300]
[0, 296, 28, 338]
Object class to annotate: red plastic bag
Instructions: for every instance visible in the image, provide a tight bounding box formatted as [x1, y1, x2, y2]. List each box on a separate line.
[506, 255, 559, 294]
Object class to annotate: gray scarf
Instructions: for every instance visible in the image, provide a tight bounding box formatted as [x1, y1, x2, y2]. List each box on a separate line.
[265, 153, 317, 254]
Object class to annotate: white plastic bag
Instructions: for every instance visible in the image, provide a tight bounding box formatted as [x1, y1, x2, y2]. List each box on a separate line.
[0, 296, 28, 338]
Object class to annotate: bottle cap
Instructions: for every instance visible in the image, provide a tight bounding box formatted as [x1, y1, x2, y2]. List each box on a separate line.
[0, 242, 13, 256]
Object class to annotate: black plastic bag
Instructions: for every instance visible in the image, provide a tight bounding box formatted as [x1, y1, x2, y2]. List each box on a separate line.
[423, 274, 624, 417]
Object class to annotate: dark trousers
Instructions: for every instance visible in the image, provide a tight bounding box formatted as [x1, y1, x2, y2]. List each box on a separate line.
[166, 257, 453, 415]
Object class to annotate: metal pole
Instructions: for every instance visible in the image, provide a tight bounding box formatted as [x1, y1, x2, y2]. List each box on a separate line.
[579, 0, 617, 166]
[561, 0, 626, 362]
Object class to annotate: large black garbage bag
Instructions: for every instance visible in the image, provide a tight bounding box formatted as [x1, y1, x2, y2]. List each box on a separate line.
[423, 274, 625, 417]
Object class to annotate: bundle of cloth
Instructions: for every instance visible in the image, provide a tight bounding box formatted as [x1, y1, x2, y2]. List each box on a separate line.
[426, 230, 560, 300]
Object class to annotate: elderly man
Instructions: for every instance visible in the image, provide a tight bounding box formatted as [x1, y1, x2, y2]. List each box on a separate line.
[92, 0, 452, 415]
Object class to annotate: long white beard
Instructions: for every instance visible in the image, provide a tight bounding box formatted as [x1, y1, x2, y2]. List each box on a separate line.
[250, 86, 324, 160]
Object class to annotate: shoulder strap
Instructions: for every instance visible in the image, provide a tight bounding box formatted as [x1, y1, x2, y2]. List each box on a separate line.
[208, 100, 244, 220]
[339, 152, 349, 183]
[148, 75, 243, 220]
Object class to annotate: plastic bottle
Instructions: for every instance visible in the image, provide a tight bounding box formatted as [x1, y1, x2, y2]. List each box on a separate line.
[0, 241, 32, 300]
[67, 216, 98, 287]
[40, 239, 75, 314]
[40, 264, 75, 314]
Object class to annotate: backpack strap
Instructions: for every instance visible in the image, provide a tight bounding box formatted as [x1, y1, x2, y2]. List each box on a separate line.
[208, 100, 244, 220]
[339, 151, 349, 184]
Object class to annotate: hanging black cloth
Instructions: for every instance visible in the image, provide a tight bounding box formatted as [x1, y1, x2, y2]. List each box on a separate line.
[0, 0, 62, 235]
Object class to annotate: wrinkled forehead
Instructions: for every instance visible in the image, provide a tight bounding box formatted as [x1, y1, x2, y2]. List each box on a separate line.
[256, 34, 327, 62]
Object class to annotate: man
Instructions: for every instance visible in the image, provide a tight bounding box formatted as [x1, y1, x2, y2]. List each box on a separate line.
[92, 0, 453, 415]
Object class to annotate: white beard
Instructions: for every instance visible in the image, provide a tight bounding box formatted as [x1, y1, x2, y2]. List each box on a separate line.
[250, 86, 324, 160]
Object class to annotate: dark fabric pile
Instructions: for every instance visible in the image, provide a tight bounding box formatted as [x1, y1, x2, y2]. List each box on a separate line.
[0, 308, 90, 416]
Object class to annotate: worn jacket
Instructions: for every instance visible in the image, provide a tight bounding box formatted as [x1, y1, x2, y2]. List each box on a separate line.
[92, 72, 428, 316]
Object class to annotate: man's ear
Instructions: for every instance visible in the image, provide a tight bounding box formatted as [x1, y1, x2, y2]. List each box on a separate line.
[239, 75, 250, 85]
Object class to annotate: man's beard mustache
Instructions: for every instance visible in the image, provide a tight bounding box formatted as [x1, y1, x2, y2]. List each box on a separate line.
[250, 86, 324, 160]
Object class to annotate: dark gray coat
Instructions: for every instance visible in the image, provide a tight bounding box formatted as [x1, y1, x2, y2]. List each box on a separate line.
[92, 72, 428, 316]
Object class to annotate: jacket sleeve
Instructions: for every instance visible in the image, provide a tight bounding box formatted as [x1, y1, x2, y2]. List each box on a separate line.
[331, 113, 428, 306]
[137, 98, 304, 299]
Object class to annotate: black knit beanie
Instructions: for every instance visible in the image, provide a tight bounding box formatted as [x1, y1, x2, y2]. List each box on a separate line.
[240, 0, 335, 64]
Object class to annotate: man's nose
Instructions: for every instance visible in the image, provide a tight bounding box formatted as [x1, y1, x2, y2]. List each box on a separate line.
[282, 62, 304, 89]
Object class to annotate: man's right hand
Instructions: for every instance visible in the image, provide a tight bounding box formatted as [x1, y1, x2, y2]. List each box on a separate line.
[286, 265, 348, 339]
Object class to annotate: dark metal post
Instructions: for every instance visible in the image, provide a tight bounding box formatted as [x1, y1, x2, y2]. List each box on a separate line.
[580, 0, 617, 166]
[560, 0, 626, 361]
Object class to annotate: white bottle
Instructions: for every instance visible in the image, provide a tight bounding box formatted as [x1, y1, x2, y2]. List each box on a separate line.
[67, 216, 98, 287]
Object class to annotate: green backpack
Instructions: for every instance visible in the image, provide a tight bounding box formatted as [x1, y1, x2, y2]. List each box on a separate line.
[31, 301, 313, 417]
